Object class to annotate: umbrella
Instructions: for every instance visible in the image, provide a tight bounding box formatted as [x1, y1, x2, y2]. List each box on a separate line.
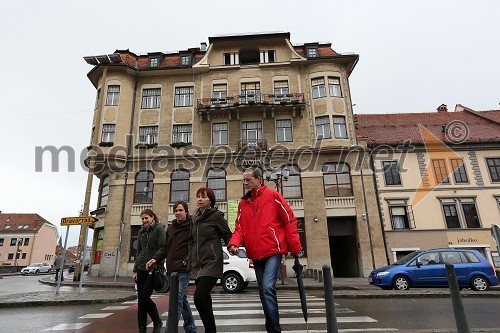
[292, 256, 309, 332]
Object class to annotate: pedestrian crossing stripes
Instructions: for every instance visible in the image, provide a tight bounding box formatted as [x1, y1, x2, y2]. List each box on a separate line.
[42, 290, 398, 332]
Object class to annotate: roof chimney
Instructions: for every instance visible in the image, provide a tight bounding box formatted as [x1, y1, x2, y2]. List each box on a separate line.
[437, 104, 448, 113]
[200, 42, 207, 51]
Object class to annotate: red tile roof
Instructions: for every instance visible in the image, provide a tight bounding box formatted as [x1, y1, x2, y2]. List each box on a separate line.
[355, 106, 500, 146]
[0, 213, 53, 233]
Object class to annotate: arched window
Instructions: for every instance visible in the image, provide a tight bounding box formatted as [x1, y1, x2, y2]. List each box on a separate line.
[170, 169, 190, 202]
[98, 175, 110, 207]
[134, 171, 154, 203]
[322, 163, 353, 196]
[282, 165, 302, 199]
[207, 168, 227, 201]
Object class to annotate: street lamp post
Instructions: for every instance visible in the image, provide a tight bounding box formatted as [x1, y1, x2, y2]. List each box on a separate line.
[265, 167, 290, 285]
[14, 239, 23, 272]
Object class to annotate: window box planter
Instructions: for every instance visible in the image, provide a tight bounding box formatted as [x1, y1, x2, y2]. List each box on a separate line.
[170, 142, 192, 149]
[135, 143, 158, 149]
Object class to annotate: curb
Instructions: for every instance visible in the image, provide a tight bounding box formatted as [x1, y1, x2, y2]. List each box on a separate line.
[39, 278, 135, 290]
[0, 294, 137, 309]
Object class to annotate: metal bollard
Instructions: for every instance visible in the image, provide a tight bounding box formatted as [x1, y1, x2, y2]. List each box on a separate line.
[313, 269, 318, 280]
[167, 272, 179, 333]
[445, 264, 470, 333]
[323, 265, 339, 333]
[318, 269, 323, 283]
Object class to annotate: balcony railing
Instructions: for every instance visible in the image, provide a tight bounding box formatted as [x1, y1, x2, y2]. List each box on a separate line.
[325, 196, 355, 208]
[131, 204, 153, 216]
[197, 93, 304, 110]
[238, 139, 267, 150]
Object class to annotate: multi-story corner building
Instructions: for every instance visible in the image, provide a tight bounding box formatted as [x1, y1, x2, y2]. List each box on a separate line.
[0, 213, 58, 271]
[84, 32, 387, 278]
[356, 104, 500, 269]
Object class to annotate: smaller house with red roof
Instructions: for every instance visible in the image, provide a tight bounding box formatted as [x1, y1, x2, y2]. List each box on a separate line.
[0, 213, 58, 272]
[355, 104, 500, 268]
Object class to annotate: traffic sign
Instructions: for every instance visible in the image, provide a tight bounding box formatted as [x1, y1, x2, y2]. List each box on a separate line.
[61, 216, 98, 226]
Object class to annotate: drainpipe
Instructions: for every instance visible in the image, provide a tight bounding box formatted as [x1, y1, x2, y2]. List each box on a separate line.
[113, 63, 139, 281]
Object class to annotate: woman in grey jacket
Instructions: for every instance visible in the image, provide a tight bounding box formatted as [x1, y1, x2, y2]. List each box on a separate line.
[133, 209, 166, 333]
[189, 188, 232, 333]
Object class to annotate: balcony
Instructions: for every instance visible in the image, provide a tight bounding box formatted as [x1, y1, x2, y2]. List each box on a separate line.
[197, 93, 305, 121]
[288, 199, 304, 218]
[238, 139, 267, 151]
[131, 203, 153, 225]
[325, 196, 357, 216]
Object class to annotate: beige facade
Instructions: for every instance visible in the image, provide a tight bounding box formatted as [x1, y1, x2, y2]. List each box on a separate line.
[356, 104, 500, 269]
[85, 32, 387, 278]
[0, 214, 58, 270]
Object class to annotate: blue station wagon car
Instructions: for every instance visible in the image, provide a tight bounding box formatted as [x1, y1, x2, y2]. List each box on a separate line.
[369, 249, 498, 291]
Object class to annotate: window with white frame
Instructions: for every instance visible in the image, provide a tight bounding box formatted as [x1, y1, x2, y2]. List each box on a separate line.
[134, 171, 153, 204]
[442, 204, 460, 228]
[105, 85, 120, 106]
[333, 116, 348, 139]
[138, 126, 158, 145]
[486, 158, 500, 182]
[149, 58, 159, 68]
[273, 81, 289, 100]
[98, 175, 110, 207]
[173, 124, 192, 143]
[328, 77, 342, 97]
[207, 168, 227, 201]
[450, 158, 468, 183]
[241, 121, 262, 146]
[390, 206, 410, 230]
[170, 169, 189, 202]
[276, 119, 293, 142]
[223, 52, 239, 65]
[311, 78, 326, 98]
[212, 84, 227, 101]
[141, 88, 161, 109]
[315, 116, 331, 139]
[212, 123, 228, 145]
[174, 86, 194, 107]
[383, 161, 402, 185]
[260, 50, 275, 63]
[101, 124, 115, 143]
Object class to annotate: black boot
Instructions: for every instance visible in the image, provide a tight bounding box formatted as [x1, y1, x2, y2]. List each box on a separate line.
[138, 310, 147, 333]
[150, 306, 163, 333]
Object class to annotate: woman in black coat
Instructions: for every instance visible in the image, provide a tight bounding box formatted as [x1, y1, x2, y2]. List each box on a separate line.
[189, 187, 232, 333]
[133, 208, 166, 333]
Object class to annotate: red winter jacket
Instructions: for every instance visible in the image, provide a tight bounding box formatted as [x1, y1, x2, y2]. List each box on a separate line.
[228, 185, 302, 260]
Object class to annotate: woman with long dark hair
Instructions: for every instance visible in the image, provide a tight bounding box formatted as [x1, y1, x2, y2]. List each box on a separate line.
[133, 208, 166, 333]
[189, 188, 232, 333]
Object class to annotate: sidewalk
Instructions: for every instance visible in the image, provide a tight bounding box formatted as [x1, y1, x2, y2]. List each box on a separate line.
[1, 272, 499, 308]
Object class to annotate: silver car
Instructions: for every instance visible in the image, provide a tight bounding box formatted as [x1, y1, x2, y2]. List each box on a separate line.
[21, 263, 52, 275]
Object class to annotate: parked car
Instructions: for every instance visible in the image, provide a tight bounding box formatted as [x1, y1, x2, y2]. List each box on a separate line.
[68, 260, 89, 273]
[369, 248, 499, 291]
[221, 247, 257, 293]
[21, 263, 52, 275]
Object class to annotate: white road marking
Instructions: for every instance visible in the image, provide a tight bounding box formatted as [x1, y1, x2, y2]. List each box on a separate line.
[79, 313, 113, 319]
[43, 323, 90, 331]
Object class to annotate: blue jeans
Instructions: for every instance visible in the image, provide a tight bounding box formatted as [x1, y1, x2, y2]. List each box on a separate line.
[253, 255, 282, 333]
[165, 272, 197, 333]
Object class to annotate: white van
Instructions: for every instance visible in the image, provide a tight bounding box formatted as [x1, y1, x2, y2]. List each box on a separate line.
[222, 247, 257, 293]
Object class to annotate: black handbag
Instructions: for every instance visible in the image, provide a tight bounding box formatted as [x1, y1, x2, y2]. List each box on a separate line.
[153, 264, 169, 293]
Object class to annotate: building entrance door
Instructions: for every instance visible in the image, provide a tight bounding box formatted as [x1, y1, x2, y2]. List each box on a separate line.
[328, 217, 360, 277]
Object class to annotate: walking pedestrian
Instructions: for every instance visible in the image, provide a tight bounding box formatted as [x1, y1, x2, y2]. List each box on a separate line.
[189, 188, 232, 333]
[146, 201, 197, 333]
[133, 208, 166, 333]
[53, 252, 64, 282]
[228, 167, 302, 333]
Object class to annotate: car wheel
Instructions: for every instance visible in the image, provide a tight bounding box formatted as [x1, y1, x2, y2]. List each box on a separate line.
[35, 269, 39, 274]
[222, 272, 242, 293]
[470, 276, 489, 291]
[393, 275, 410, 291]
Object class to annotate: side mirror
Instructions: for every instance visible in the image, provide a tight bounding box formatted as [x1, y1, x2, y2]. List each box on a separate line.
[416, 261, 423, 268]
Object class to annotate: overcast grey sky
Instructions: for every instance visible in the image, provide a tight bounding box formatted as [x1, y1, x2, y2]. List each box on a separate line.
[1, 0, 498, 247]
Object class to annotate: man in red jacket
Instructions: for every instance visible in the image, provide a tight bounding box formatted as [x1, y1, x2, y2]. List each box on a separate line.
[228, 167, 302, 333]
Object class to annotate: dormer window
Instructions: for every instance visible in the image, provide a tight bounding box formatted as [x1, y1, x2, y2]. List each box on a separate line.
[260, 50, 275, 63]
[239, 47, 260, 65]
[306, 47, 318, 58]
[223, 52, 239, 65]
[180, 55, 191, 66]
[149, 57, 160, 68]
